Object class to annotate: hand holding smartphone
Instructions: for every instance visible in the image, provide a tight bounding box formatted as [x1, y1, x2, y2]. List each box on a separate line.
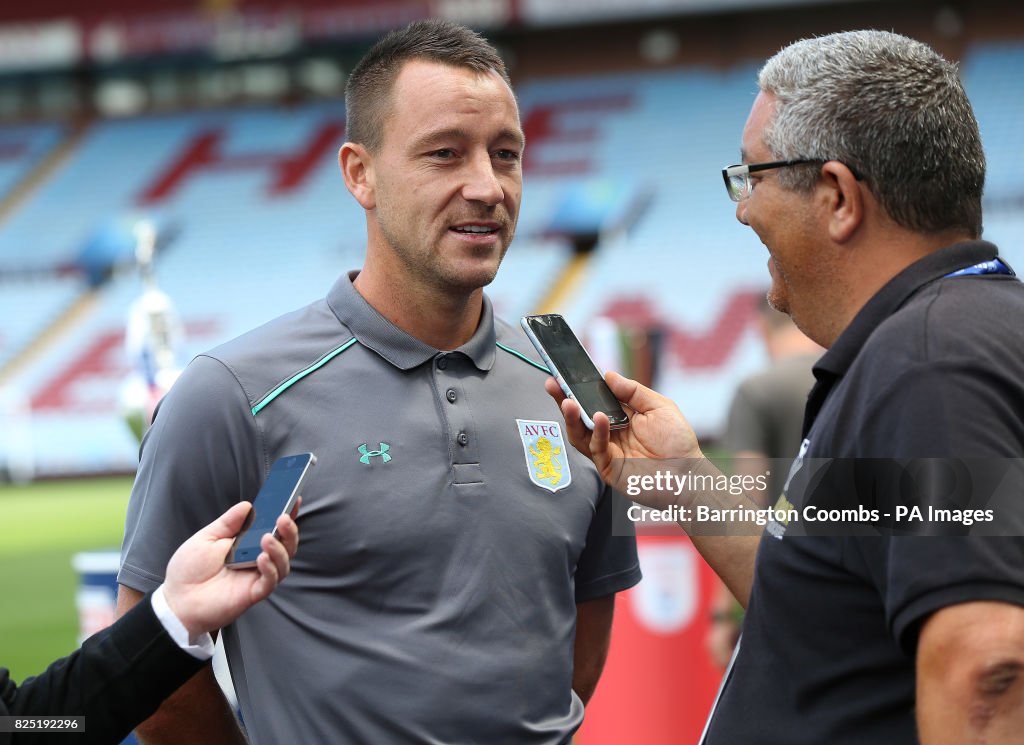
[521, 314, 629, 431]
[226, 452, 316, 568]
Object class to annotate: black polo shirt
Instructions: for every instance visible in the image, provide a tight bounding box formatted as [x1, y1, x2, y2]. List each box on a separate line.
[705, 241, 1024, 744]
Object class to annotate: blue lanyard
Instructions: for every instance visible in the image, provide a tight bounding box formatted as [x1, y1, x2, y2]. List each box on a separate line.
[944, 258, 1015, 278]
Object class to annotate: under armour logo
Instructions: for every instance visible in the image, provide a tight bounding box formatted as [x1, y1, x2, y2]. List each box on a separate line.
[358, 443, 392, 464]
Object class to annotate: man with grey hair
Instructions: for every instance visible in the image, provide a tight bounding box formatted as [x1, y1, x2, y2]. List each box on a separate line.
[117, 18, 640, 745]
[549, 30, 1024, 744]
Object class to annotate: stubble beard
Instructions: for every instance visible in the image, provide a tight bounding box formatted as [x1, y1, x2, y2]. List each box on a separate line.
[766, 255, 791, 316]
[766, 282, 790, 316]
[378, 217, 513, 297]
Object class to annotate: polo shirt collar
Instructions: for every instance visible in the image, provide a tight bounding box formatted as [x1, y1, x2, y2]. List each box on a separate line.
[801, 240, 999, 436]
[325, 271, 497, 372]
[815, 240, 999, 380]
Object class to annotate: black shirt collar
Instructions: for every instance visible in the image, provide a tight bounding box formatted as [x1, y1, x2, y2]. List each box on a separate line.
[326, 271, 497, 372]
[802, 240, 1000, 436]
[815, 240, 999, 380]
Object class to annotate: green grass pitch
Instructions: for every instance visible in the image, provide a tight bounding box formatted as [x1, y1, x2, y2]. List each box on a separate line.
[0, 476, 134, 682]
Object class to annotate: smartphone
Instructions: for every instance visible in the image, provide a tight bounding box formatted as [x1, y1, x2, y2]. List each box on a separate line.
[521, 314, 630, 431]
[226, 452, 316, 568]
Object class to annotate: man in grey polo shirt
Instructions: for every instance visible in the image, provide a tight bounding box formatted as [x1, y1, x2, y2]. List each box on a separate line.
[116, 19, 641, 745]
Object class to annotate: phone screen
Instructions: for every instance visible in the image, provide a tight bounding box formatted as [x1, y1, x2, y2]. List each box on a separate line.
[523, 315, 629, 429]
[227, 452, 315, 566]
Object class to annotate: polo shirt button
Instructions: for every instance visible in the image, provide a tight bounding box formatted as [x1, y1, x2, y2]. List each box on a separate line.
[457, 432, 469, 446]
[446, 389, 457, 403]
[436, 356, 448, 370]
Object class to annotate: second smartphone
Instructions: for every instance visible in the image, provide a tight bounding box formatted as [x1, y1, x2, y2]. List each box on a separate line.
[521, 313, 630, 431]
[226, 452, 316, 568]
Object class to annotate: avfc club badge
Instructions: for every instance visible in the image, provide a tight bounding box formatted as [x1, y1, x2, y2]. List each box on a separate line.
[516, 419, 572, 493]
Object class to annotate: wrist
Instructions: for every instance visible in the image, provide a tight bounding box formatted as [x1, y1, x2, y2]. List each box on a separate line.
[152, 584, 216, 660]
[669, 455, 716, 511]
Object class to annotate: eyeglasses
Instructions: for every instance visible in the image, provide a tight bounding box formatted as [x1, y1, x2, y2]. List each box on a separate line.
[721, 159, 821, 202]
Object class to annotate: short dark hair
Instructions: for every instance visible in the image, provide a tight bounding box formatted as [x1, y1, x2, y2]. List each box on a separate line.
[344, 19, 511, 152]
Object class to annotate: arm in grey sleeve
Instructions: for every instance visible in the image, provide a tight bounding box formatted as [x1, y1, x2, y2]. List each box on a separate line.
[574, 484, 642, 603]
[119, 354, 265, 592]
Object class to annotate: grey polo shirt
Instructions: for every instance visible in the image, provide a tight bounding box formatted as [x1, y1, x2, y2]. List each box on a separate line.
[119, 271, 641, 745]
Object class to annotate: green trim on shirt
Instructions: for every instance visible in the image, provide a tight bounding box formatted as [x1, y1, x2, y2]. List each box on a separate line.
[251, 337, 358, 416]
[496, 342, 550, 373]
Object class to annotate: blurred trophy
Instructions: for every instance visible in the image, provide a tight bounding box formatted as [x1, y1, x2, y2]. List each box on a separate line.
[119, 220, 184, 443]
